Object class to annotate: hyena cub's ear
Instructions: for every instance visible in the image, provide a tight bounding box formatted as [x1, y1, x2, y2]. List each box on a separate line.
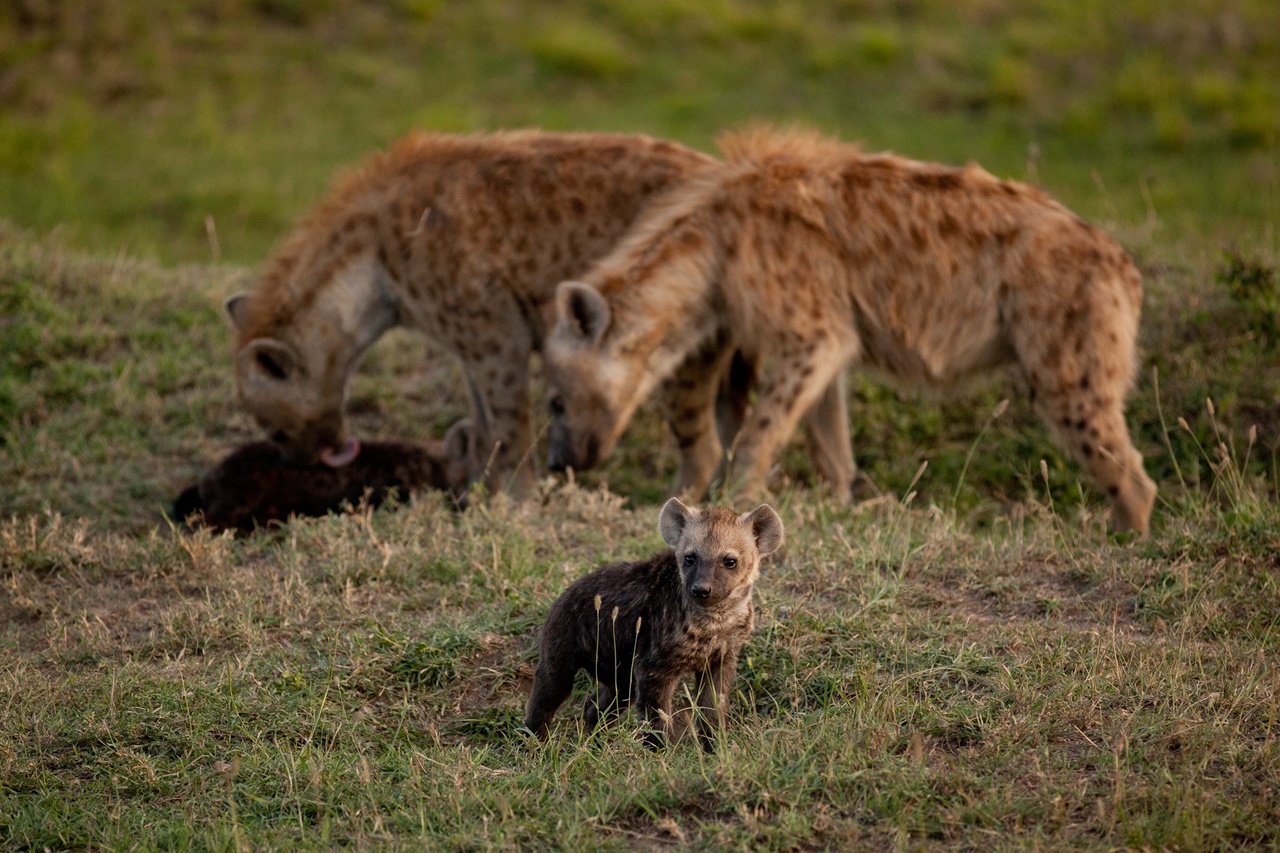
[224, 293, 252, 331]
[555, 281, 611, 346]
[659, 497, 696, 548]
[740, 504, 784, 556]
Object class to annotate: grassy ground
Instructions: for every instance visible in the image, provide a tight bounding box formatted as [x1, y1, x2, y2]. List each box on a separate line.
[3, 1, 1280, 849]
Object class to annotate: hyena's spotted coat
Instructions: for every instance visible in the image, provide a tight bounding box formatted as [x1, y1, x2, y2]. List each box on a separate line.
[225, 130, 719, 499]
[525, 498, 783, 751]
[544, 127, 1157, 535]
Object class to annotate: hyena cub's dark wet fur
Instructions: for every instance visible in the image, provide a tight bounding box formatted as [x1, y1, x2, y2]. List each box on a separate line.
[174, 420, 473, 535]
[524, 498, 784, 751]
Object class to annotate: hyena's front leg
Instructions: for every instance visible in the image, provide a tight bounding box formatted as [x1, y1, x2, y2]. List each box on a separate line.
[803, 371, 854, 502]
[725, 336, 858, 503]
[660, 337, 738, 500]
[459, 320, 535, 501]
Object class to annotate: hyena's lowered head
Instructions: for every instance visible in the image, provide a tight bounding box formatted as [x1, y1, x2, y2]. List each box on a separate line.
[523, 498, 784, 751]
[174, 420, 474, 535]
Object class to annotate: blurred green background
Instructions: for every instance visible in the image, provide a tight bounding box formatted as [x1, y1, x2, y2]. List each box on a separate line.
[2, 0, 1277, 265]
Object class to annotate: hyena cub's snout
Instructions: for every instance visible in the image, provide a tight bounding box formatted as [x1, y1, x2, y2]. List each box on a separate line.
[680, 551, 731, 604]
[687, 566, 713, 601]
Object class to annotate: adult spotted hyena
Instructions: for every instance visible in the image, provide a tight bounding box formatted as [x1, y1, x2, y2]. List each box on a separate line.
[225, 130, 723, 499]
[544, 127, 1157, 535]
[524, 498, 783, 751]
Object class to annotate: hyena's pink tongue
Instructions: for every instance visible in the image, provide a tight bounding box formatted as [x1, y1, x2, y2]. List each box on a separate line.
[319, 436, 361, 468]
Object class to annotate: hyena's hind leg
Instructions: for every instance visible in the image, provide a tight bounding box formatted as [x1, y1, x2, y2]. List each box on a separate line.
[1012, 278, 1156, 535]
[1032, 383, 1156, 535]
[524, 654, 577, 739]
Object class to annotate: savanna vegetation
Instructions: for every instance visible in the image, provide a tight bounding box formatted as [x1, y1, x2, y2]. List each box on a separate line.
[2, 0, 1279, 849]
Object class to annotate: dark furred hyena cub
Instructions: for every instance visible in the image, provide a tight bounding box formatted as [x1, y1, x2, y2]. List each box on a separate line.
[524, 498, 784, 751]
[174, 420, 473, 535]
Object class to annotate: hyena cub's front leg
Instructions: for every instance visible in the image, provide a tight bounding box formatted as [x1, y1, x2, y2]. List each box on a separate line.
[635, 670, 680, 750]
[693, 651, 740, 753]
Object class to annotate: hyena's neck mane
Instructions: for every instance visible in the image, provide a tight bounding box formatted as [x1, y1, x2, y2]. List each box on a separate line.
[587, 179, 727, 383]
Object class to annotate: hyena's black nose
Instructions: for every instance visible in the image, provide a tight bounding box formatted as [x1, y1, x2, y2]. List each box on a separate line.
[690, 584, 711, 600]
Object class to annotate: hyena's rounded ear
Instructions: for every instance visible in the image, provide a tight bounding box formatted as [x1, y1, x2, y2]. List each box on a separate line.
[555, 281, 611, 346]
[238, 338, 298, 384]
[225, 293, 252, 331]
[659, 497, 694, 548]
[444, 418, 474, 461]
[741, 504, 784, 556]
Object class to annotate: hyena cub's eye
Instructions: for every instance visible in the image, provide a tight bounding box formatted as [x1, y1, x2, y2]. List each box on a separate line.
[548, 395, 566, 416]
[683, 553, 697, 567]
[722, 556, 737, 569]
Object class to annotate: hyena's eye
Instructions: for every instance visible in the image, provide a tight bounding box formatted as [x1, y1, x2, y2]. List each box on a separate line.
[683, 553, 696, 567]
[722, 556, 737, 569]
[548, 395, 566, 417]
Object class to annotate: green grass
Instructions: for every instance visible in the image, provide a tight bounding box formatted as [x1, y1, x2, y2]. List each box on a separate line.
[3, 0, 1280, 849]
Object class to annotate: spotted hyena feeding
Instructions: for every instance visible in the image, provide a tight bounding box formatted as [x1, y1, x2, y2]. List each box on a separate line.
[225, 130, 729, 500]
[544, 127, 1156, 535]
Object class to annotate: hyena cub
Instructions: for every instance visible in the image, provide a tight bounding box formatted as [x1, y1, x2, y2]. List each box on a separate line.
[524, 498, 783, 751]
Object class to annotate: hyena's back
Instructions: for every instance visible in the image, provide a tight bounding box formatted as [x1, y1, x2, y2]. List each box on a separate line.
[710, 136, 1139, 388]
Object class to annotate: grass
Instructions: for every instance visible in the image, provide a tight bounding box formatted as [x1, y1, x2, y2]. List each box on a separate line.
[2, 0, 1280, 849]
